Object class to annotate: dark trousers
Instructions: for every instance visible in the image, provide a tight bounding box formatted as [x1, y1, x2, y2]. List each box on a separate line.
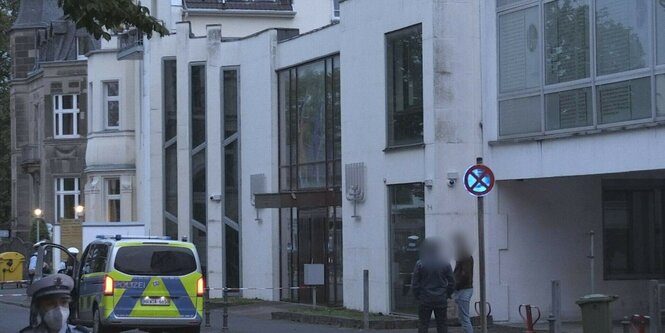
[418, 303, 448, 333]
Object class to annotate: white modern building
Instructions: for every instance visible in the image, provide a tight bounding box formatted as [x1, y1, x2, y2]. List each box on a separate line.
[81, 0, 659, 323]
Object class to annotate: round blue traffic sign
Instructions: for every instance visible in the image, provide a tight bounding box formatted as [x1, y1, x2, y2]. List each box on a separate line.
[464, 164, 495, 197]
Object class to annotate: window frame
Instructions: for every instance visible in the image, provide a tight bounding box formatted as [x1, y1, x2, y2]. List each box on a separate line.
[53, 94, 80, 139]
[385, 23, 424, 149]
[103, 80, 120, 130]
[105, 177, 121, 222]
[496, 0, 663, 141]
[54, 177, 81, 221]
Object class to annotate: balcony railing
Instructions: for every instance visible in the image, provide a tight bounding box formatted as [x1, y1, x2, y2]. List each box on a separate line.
[184, 0, 293, 11]
[117, 27, 144, 60]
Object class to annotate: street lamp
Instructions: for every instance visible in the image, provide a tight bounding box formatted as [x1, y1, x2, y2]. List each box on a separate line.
[33, 208, 43, 243]
[74, 205, 84, 219]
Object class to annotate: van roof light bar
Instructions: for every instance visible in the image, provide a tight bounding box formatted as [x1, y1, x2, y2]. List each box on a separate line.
[95, 235, 172, 241]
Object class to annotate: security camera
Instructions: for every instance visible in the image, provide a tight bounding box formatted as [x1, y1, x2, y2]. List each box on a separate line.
[447, 178, 456, 187]
[209, 194, 222, 201]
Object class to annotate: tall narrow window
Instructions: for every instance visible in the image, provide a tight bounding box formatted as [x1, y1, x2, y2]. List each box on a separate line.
[544, 0, 590, 84]
[389, 183, 425, 313]
[498, 6, 540, 93]
[106, 178, 121, 222]
[163, 59, 178, 240]
[55, 178, 80, 221]
[191, 63, 207, 268]
[332, 0, 340, 18]
[658, 1, 665, 65]
[386, 24, 423, 147]
[104, 81, 120, 129]
[53, 95, 80, 138]
[223, 69, 240, 288]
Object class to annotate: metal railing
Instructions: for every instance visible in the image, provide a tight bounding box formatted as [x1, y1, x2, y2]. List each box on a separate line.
[117, 27, 144, 61]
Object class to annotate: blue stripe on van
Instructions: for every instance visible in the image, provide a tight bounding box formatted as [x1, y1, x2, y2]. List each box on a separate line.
[162, 278, 197, 317]
[114, 277, 150, 317]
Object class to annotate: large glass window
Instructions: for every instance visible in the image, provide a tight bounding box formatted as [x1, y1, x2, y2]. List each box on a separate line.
[163, 59, 178, 240]
[603, 181, 665, 279]
[386, 24, 423, 147]
[497, 0, 662, 138]
[499, 7, 540, 93]
[104, 81, 120, 129]
[389, 183, 425, 314]
[595, 0, 650, 76]
[53, 95, 80, 138]
[279, 56, 341, 191]
[657, 74, 665, 117]
[545, 0, 590, 84]
[55, 178, 80, 221]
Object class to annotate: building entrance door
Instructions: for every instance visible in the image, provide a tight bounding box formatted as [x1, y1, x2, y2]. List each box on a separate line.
[280, 206, 343, 306]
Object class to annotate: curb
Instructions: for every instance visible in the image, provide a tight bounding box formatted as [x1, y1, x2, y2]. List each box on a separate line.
[272, 311, 424, 330]
[0, 298, 30, 309]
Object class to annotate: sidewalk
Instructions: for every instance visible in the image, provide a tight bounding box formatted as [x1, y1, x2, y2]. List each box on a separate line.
[0, 286, 29, 308]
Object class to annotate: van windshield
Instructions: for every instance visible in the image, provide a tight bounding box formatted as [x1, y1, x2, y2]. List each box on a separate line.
[114, 245, 197, 276]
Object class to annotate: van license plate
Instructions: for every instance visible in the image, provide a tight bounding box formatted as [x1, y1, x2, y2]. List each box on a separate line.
[141, 297, 170, 306]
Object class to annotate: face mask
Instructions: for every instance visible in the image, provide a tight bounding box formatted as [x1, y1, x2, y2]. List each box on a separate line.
[42, 306, 69, 332]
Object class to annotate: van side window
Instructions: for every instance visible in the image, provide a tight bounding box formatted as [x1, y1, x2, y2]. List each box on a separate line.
[92, 245, 108, 273]
[81, 245, 94, 275]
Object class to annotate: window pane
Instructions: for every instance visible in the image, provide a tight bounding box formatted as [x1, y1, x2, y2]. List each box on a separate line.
[279, 70, 291, 169]
[597, 77, 651, 124]
[192, 226, 207, 269]
[223, 70, 238, 139]
[225, 226, 240, 288]
[499, 7, 540, 93]
[63, 178, 76, 191]
[497, 0, 526, 8]
[107, 178, 120, 195]
[192, 149, 207, 224]
[389, 183, 425, 314]
[596, 0, 650, 76]
[298, 163, 326, 189]
[499, 95, 542, 136]
[191, 65, 206, 148]
[165, 144, 178, 216]
[333, 57, 341, 160]
[544, 0, 590, 84]
[108, 199, 120, 222]
[63, 194, 75, 219]
[164, 60, 178, 141]
[545, 88, 592, 130]
[62, 113, 74, 135]
[658, 1, 665, 65]
[164, 218, 178, 241]
[224, 141, 239, 223]
[387, 25, 423, 146]
[657, 74, 665, 116]
[106, 82, 119, 97]
[107, 101, 119, 128]
[62, 95, 73, 109]
[297, 60, 326, 165]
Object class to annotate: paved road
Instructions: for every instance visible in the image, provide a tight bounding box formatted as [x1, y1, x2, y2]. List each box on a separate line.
[0, 301, 31, 332]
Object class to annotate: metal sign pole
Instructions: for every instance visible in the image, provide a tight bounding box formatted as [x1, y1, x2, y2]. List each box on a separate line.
[478, 186, 488, 333]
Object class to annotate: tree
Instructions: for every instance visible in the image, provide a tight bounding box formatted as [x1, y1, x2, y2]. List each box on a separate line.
[30, 218, 51, 243]
[0, 0, 18, 232]
[58, 0, 169, 41]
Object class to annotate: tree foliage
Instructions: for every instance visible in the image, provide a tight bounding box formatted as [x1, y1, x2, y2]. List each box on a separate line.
[0, 0, 18, 230]
[58, 0, 169, 41]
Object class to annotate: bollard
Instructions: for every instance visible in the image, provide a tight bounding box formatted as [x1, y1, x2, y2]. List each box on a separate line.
[363, 270, 369, 330]
[631, 314, 650, 333]
[547, 314, 555, 333]
[519, 304, 541, 333]
[621, 316, 631, 333]
[222, 288, 229, 332]
[551, 280, 561, 333]
[204, 287, 211, 328]
[312, 287, 317, 308]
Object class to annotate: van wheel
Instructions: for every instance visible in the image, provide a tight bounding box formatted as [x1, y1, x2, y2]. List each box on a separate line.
[93, 308, 115, 333]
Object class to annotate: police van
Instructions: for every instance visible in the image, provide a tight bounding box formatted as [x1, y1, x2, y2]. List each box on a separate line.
[74, 235, 203, 333]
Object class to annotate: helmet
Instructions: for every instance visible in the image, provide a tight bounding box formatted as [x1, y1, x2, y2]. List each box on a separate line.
[67, 247, 80, 255]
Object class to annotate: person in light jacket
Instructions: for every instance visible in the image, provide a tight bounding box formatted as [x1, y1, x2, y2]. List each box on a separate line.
[411, 239, 456, 333]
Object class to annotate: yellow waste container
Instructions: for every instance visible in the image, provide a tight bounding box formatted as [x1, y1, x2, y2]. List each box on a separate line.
[0, 252, 25, 282]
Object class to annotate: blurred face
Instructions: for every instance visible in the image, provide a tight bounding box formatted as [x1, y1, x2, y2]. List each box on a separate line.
[38, 295, 71, 332]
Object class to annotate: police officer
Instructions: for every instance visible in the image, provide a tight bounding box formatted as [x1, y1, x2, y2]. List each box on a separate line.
[20, 274, 89, 333]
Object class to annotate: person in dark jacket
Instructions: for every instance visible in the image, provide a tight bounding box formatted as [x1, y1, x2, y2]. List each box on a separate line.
[453, 233, 474, 333]
[411, 239, 456, 333]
